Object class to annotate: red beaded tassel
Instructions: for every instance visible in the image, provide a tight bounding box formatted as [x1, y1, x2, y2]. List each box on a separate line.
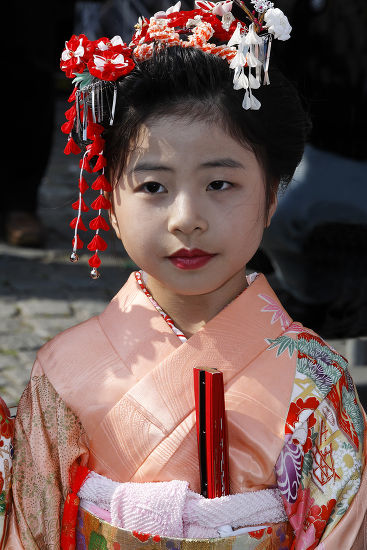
[62, 88, 87, 264]
[62, 83, 114, 277]
[61, 465, 90, 550]
[70, 150, 89, 262]
[85, 122, 112, 279]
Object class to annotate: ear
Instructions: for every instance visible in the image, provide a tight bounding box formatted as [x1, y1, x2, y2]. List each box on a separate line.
[265, 190, 278, 228]
[108, 198, 121, 240]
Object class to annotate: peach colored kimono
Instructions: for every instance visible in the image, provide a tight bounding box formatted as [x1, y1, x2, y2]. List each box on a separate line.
[6, 272, 367, 549]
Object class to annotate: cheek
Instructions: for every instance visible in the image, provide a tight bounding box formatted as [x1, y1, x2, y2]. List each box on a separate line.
[119, 230, 153, 271]
[113, 195, 144, 234]
[226, 197, 266, 236]
[116, 206, 160, 261]
[223, 200, 266, 260]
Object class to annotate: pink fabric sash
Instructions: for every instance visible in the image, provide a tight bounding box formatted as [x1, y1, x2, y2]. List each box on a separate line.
[78, 471, 287, 538]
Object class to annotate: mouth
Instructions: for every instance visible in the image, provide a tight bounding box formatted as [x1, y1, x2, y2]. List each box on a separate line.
[167, 248, 217, 270]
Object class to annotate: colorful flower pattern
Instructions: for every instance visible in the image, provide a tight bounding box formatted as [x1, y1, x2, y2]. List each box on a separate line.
[0, 396, 14, 544]
[269, 324, 365, 549]
[258, 293, 292, 330]
[76, 505, 294, 549]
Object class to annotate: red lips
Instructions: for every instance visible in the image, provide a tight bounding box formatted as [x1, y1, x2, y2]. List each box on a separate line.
[168, 248, 216, 270]
[169, 248, 213, 258]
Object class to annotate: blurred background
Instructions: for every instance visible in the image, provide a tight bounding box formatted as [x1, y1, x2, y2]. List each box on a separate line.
[1, 0, 366, 409]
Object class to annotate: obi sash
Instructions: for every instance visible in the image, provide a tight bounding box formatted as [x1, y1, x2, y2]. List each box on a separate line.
[75, 506, 294, 550]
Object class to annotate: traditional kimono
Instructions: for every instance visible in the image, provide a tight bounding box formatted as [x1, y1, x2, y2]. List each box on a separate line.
[6, 272, 367, 549]
[0, 398, 13, 550]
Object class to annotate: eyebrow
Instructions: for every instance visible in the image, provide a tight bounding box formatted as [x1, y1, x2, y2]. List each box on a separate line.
[199, 158, 245, 169]
[129, 162, 173, 175]
[130, 158, 245, 174]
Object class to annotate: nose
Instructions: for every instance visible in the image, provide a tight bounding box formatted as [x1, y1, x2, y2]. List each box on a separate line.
[167, 192, 208, 235]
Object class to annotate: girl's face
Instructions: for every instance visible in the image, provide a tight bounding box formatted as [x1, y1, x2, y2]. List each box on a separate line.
[110, 115, 276, 296]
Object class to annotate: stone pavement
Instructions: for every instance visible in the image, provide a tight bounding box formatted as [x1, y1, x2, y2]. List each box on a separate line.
[1, 94, 367, 410]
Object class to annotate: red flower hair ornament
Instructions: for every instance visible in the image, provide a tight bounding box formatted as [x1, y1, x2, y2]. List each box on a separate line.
[60, 0, 291, 278]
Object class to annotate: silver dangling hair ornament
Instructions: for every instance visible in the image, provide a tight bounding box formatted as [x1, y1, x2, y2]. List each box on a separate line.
[110, 83, 117, 126]
[230, 0, 291, 110]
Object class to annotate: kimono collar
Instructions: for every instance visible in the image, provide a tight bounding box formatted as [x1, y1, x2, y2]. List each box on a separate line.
[99, 270, 293, 380]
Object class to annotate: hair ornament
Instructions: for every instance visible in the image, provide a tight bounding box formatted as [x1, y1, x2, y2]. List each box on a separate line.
[60, 0, 291, 277]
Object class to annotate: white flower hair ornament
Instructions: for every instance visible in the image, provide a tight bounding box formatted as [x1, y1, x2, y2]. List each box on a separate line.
[263, 7, 292, 40]
[60, 0, 291, 277]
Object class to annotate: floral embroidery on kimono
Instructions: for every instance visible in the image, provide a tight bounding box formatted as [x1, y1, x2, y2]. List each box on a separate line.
[269, 324, 365, 549]
[0, 396, 14, 548]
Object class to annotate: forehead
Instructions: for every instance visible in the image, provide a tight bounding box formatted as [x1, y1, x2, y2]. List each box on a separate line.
[126, 114, 258, 169]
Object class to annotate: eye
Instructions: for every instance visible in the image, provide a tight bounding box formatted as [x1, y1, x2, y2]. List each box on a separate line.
[207, 180, 233, 191]
[141, 182, 166, 194]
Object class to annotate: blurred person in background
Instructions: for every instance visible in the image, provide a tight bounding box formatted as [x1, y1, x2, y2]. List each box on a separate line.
[3, 2, 76, 248]
[254, 0, 367, 339]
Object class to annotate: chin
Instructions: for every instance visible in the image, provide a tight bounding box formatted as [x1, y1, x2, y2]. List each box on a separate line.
[164, 276, 230, 296]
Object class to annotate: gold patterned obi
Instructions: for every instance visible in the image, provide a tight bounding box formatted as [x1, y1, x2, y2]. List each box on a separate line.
[76, 507, 294, 550]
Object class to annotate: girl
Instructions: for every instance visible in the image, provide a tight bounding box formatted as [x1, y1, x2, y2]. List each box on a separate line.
[6, 1, 367, 549]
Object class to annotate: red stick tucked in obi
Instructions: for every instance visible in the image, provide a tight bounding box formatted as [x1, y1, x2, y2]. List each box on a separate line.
[194, 367, 230, 498]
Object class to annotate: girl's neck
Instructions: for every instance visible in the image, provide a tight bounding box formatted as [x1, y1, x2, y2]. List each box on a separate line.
[144, 269, 248, 338]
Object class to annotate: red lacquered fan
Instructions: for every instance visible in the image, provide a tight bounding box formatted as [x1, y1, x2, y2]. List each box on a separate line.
[193, 367, 230, 498]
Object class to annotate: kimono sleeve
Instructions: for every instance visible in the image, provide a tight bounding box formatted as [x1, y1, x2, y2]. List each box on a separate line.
[276, 365, 366, 550]
[6, 360, 89, 549]
[0, 397, 14, 549]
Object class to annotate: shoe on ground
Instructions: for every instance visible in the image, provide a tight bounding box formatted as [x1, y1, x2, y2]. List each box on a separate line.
[5, 210, 46, 248]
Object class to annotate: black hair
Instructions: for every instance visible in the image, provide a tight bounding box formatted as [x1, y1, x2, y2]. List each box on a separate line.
[83, 45, 311, 215]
